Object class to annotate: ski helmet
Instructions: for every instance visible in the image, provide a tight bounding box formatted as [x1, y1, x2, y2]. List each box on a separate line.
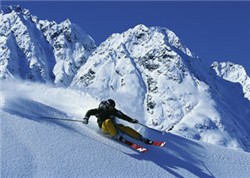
[98, 99, 116, 111]
[107, 99, 115, 108]
[98, 101, 109, 111]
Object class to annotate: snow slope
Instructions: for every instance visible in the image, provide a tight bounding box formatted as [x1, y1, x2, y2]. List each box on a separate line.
[1, 80, 250, 178]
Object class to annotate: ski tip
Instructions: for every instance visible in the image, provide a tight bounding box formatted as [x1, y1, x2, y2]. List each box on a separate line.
[152, 141, 166, 147]
[160, 142, 166, 147]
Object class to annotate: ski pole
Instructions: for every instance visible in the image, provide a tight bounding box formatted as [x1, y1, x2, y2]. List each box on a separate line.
[41, 116, 83, 123]
[138, 123, 166, 135]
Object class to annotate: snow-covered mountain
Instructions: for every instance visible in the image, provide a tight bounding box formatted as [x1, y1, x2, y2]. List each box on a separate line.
[1, 5, 250, 152]
[212, 61, 250, 100]
[71, 24, 250, 151]
[0, 5, 96, 86]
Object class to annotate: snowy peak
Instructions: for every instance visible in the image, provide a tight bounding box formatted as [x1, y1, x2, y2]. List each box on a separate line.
[1, 5, 30, 15]
[101, 24, 194, 58]
[72, 24, 197, 98]
[212, 61, 250, 100]
[0, 5, 96, 85]
[37, 18, 96, 86]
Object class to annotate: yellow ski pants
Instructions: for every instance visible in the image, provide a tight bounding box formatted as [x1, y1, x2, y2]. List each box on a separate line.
[101, 119, 141, 140]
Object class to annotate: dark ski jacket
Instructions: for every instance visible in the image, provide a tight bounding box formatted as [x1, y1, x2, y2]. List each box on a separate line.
[85, 108, 134, 128]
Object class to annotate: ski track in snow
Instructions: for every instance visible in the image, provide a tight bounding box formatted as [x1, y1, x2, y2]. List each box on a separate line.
[1, 81, 250, 178]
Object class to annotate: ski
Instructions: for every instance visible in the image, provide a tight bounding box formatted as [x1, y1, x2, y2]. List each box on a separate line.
[116, 136, 148, 153]
[141, 138, 166, 147]
[151, 140, 166, 147]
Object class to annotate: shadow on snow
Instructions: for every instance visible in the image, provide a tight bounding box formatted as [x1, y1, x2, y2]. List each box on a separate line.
[2, 96, 78, 132]
[124, 130, 215, 178]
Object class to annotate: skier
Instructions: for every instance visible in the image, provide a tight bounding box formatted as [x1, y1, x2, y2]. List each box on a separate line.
[82, 99, 153, 144]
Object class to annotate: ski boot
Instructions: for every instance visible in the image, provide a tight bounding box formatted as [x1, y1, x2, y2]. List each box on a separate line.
[141, 137, 153, 145]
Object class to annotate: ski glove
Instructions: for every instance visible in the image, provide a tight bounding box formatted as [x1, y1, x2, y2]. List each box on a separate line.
[82, 117, 89, 125]
[131, 119, 138, 124]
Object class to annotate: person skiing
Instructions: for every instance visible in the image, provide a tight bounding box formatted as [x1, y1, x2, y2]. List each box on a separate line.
[82, 99, 153, 144]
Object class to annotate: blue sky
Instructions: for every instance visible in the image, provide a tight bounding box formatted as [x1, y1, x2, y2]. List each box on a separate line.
[2, 1, 250, 74]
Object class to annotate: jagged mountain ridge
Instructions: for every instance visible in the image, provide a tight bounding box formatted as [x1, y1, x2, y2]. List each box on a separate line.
[212, 61, 250, 100]
[0, 5, 96, 86]
[1, 5, 250, 151]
